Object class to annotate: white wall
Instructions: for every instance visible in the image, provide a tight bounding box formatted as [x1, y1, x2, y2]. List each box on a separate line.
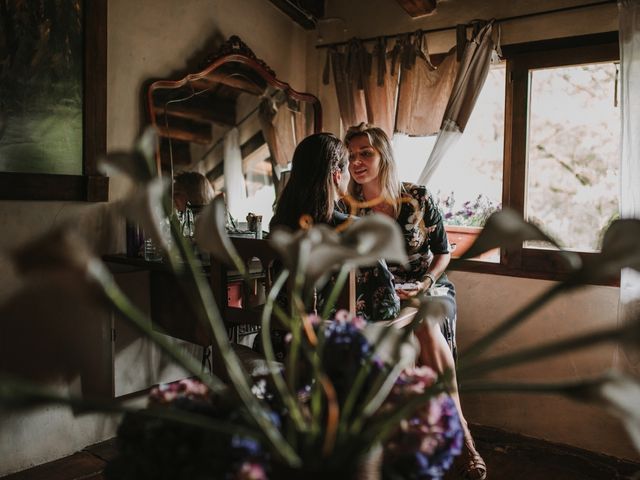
[0, 0, 307, 475]
[313, 0, 639, 461]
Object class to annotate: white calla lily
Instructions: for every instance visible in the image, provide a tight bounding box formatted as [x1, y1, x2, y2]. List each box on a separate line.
[194, 194, 240, 267]
[98, 127, 158, 182]
[460, 209, 581, 270]
[565, 372, 640, 451]
[269, 214, 408, 290]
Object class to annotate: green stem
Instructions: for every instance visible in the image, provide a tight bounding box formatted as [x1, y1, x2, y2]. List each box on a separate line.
[459, 283, 568, 366]
[320, 265, 351, 321]
[99, 269, 225, 393]
[459, 378, 594, 395]
[0, 376, 258, 438]
[260, 270, 308, 432]
[362, 381, 447, 447]
[458, 326, 622, 380]
[153, 207, 301, 466]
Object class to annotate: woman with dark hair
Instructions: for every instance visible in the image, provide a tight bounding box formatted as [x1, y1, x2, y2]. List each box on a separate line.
[345, 123, 487, 480]
[271, 133, 350, 231]
[270, 132, 400, 322]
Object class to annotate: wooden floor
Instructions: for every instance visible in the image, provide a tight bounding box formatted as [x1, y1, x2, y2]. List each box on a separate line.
[3, 425, 639, 479]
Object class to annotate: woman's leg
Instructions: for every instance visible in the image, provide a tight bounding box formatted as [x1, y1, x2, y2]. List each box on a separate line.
[414, 321, 487, 480]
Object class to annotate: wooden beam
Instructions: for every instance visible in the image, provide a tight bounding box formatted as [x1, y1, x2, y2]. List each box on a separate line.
[157, 125, 211, 145]
[160, 138, 191, 167]
[154, 100, 236, 126]
[267, 0, 323, 30]
[394, 0, 438, 17]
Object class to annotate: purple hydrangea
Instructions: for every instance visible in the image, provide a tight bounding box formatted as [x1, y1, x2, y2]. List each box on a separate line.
[382, 368, 464, 480]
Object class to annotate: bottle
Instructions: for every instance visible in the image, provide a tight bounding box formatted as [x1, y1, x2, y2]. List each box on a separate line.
[143, 235, 162, 262]
[126, 221, 144, 258]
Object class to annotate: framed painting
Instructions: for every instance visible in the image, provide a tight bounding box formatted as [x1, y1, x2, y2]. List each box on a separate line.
[0, 0, 107, 201]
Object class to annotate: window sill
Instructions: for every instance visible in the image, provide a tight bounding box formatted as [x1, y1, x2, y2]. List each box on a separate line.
[448, 257, 620, 287]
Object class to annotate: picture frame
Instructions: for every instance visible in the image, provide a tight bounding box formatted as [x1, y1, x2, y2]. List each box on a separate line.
[0, 0, 108, 201]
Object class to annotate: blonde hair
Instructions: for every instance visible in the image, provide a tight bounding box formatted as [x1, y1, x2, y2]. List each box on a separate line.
[173, 171, 215, 208]
[344, 123, 401, 218]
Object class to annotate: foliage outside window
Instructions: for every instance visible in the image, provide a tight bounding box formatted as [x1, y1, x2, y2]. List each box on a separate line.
[525, 62, 619, 252]
[395, 34, 620, 283]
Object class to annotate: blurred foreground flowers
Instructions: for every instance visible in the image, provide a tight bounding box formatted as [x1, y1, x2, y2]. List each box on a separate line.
[1, 129, 640, 479]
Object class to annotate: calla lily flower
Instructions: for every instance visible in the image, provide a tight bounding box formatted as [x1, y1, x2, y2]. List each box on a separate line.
[459, 209, 581, 270]
[194, 194, 241, 267]
[1, 227, 112, 383]
[269, 214, 408, 290]
[568, 219, 640, 285]
[13, 227, 97, 279]
[362, 322, 418, 369]
[564, 371, 640, 451]
[98, 127, 158, 182]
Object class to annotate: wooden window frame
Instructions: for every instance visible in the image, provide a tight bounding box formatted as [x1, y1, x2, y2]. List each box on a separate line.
[450, 32, 620, 286]
[0, 0, 108, 202]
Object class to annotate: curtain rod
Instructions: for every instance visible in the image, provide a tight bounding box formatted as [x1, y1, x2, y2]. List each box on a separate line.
[315, 0, 617, 49]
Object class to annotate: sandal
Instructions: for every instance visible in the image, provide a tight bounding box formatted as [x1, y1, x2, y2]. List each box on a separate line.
[461, 434, 487, 480]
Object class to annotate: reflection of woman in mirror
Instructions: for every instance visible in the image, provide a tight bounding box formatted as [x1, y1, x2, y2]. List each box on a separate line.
[173, 171, 215, 238]
[270, 132, 400, 322]
[173, 171, 215, 213]
[344, 123, 487, 480]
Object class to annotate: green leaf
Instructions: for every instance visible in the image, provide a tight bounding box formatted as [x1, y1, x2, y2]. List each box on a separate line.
[569, 219, 640, 285]
[458, 209, 580, 269]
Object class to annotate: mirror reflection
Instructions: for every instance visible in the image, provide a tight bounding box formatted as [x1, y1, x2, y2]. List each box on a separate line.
[147, 36, 321, 230]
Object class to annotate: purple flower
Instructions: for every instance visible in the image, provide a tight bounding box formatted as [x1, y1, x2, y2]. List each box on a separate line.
[322, 316, 380, 406]
[383, 368, 464, 479]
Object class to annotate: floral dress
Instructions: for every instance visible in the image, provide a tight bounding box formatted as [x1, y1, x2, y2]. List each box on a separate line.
[355, 183, 458, 359]
[326, 210, 400, 323]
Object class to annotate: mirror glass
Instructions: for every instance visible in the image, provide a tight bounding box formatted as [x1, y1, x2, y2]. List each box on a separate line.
[147, 36, 321, 229]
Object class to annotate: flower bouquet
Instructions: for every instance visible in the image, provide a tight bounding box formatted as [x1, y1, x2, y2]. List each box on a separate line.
[2, 130, 640, 479]
[437, 192, 501, 227]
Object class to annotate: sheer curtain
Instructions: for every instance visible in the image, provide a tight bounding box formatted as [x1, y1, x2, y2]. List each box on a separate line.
[618, 0, 640, 366]
[223, 127, 248, 221]
[416, 21, 495, 185]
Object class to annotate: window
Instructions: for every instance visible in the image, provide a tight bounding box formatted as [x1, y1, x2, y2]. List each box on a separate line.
[397, 33, 620, 284]
[500, 32, 620, 282]
[393, 62, 505, 262]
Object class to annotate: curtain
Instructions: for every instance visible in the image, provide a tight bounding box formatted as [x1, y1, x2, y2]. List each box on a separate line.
[324, 40, 369, 132]
[362, 38, 401, 138]
[223, 127, 248, 221]
[617, 0, 640, 370]
[325, 37, 401, 137]
[395, 34, 458, 137]
[416, 21, 495, 186]
[258, 94, 309, 198]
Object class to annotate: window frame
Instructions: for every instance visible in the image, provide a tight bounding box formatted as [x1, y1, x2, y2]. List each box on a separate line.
[450, 32, 620, 286]
[0, 0, 108, 202]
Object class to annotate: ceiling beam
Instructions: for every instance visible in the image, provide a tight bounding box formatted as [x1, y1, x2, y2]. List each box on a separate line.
[394, 0, 438, 17]
[268, 0, 323, 30]
[153, 100, 236, 127]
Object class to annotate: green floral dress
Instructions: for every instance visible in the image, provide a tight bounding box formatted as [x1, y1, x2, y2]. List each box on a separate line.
[355, 183, 458, 358]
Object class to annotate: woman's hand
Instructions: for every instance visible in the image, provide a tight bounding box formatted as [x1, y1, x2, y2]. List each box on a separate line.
[396, 279, 432, 299]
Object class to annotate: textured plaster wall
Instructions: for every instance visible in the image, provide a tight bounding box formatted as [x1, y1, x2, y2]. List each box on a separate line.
[311, 0, 638, 461]
[0, 0, 305, 475]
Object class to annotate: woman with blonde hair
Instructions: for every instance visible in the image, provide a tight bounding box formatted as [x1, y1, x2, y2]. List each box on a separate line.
[345, 123, 486, 480]
[270, 132, 400, 323]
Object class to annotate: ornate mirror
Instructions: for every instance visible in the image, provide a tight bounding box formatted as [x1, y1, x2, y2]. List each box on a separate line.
[147, 36, 321, 227]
